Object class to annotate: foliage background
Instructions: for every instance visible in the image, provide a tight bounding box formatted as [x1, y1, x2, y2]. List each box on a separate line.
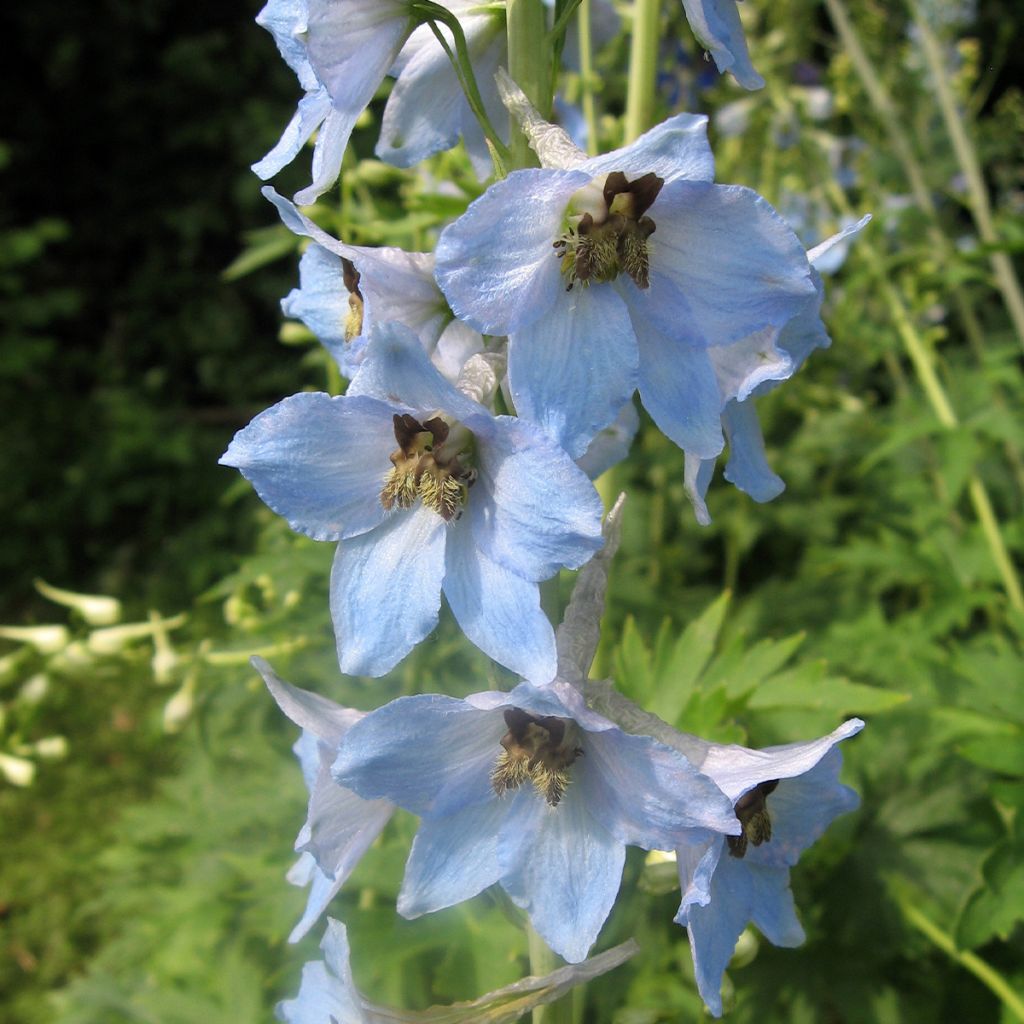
[1, 0, 1023, 1021]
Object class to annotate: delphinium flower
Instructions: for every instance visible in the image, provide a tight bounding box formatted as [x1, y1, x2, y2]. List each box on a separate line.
[672, 720, 864, 1016]
[435, 76, 818, 467]
[682, 217, 870, 524]
[277, 916, 640, 1024]
[254, 657, 394, 942]
[264, 187, 483, 381]
[221, 322, 603, 683]
[679, 0, 764, 90]
[331, 676, 740, 963]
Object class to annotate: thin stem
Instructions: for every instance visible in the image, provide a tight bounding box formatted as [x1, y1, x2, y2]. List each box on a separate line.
[527, 924, 573, 1024]
[507, 0, 553, 167]
[842, 197, 1024, 611]
[549, 0, 583, 45]
[577, 0, 599, 155]
[908, 0, 1024, 353]
[624, 0, 660, 142]
[415, 5, 511, 173]
[895, 895, 1024, 1022]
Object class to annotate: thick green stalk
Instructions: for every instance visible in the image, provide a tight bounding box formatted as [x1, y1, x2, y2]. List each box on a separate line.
[507, 0, 552, 167]
[624, 0, 660, 142]
[894, 893, 1024, 1022]
[908, 0, 1024, 354]
[577, 0, 599, 155]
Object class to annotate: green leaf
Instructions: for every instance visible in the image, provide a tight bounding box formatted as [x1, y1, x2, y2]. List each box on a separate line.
[746, 662, 909, 715]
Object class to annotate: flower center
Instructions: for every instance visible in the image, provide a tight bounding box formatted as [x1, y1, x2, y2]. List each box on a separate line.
[380, 413, 477, 522]
[553, 171, 664, 292]
[341, 256, 364, 342]
[491, 707, 584, 807]
[727, 779, 779, 859]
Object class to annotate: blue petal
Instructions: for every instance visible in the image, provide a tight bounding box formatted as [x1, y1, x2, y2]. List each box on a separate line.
[332, 694, 504, 816]
[347, 321, 481, 424]
[508, 284, 639, 460]
[708, 327, 793, 404]
[580, 112, 715, 184]
[721, 399, 785, 503]
[254, 656, 363, 745]
[681, 0, 765, 90]
[471, 414, 604, 579]
[442, 524, 557, 685]
[576, 400, 640, 480]
[253, 87, 332, 181]
[683, 452, 716, 526]
[500, 785, 625, 963]
[682, 852, 803, 1018]
[256, 0, 317, 90]
[743, 748, 861, 869]
[628, 305, 724, 460]
[650, 181, 816, 345]
[283, 245, 366, 378]
[276, 918, 365, 1023]
[220, 392, 395, 542]
[435, 168, 590, 334]
[330, 504, 446, 676]
[288, 853, 346, 944]
[577, 730, 739, 849]
[297, 104, 358, 205]
[807, 213, 871, 270]
[397, 798, 507, 917]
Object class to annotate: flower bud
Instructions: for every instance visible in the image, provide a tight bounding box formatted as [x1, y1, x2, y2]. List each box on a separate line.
[34, 579, 122, 625]
[0, 751, 36, 787]
[0, 625, 70, 655]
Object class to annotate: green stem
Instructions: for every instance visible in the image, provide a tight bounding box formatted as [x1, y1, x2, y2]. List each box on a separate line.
[895, 895, 1024, 1022]
[549, 0, 583, 45]
[624, 0, 660, 142]
[841, 194, 1024, 612]
[414, 4, 511, 174]
[507, 0, 552, 168]
[577, 0, 599, 155]
[527, 923, 573, 1024]
[907, 0, 1024, 354]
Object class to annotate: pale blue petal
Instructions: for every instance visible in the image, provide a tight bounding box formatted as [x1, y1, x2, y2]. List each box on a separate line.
[431, 319, 485, 385]
[253, 88, 332, 180]
[397, 798, 507, 917]
[628, 306, 724, 460]
[297, 105, 359, 204]
[276, 919, 366, 1023]
[580, 112, 714, 184]
[683, 854, 802, 1018]
[293, 730, 321, 792]
[767, 273, 829, 378]
[331, 694, 504, 816]
[256, 0, 317, 90]
[220, 392, 395, 542]
[683, 452, 716, 527]
[576, 400, 640, 480]
[651, 181, 816, 345]
[347, 321, 481, 424]
[442, 524, 557, 686]
[282, 245, 365, 377]
[708, 328, 793, 404]
[254, 656, 363, 745]
[577, 730, 739, 849]
[288, 856, 346, 944]
[698, 720, 864, 802]
[330, 504, 446, 676]
[681, 0, 764, 90]
[721, 399, 785, 503]
[435, 168, 590, 334]
[500, 784, 625, 963]
[807, 213, 871, 269]
[743, 749, 861, 869]
[508, 284, 639, 459]
[471, 414, 604, 579]
[674, 835, 720, 917]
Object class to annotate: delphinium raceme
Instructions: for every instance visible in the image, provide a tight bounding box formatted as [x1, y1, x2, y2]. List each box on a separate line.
[224, 1, 869, 1019]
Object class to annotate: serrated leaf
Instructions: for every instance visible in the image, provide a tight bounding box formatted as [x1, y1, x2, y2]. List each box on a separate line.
[746, 662, 909, 714]
[958, 732, 1024, 775]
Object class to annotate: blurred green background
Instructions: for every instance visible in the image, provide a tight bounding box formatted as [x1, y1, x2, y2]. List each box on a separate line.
[2, 0, 1023, 1020]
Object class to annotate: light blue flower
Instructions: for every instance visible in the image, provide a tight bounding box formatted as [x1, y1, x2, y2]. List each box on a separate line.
[377, 2, 508, 178]
[673, 719, 864, 1017]
[277, 918, 366, 1023]
[332, 678, 740, 963]
[265, 188, 482, 381]
[435, 105, 817, 463]
[254, 658, 394, 943]
[682, 216, 871, 524]
[221, 323, 603, 683]
[680, 0, 764, 90]
[253, 0, 421, 204]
